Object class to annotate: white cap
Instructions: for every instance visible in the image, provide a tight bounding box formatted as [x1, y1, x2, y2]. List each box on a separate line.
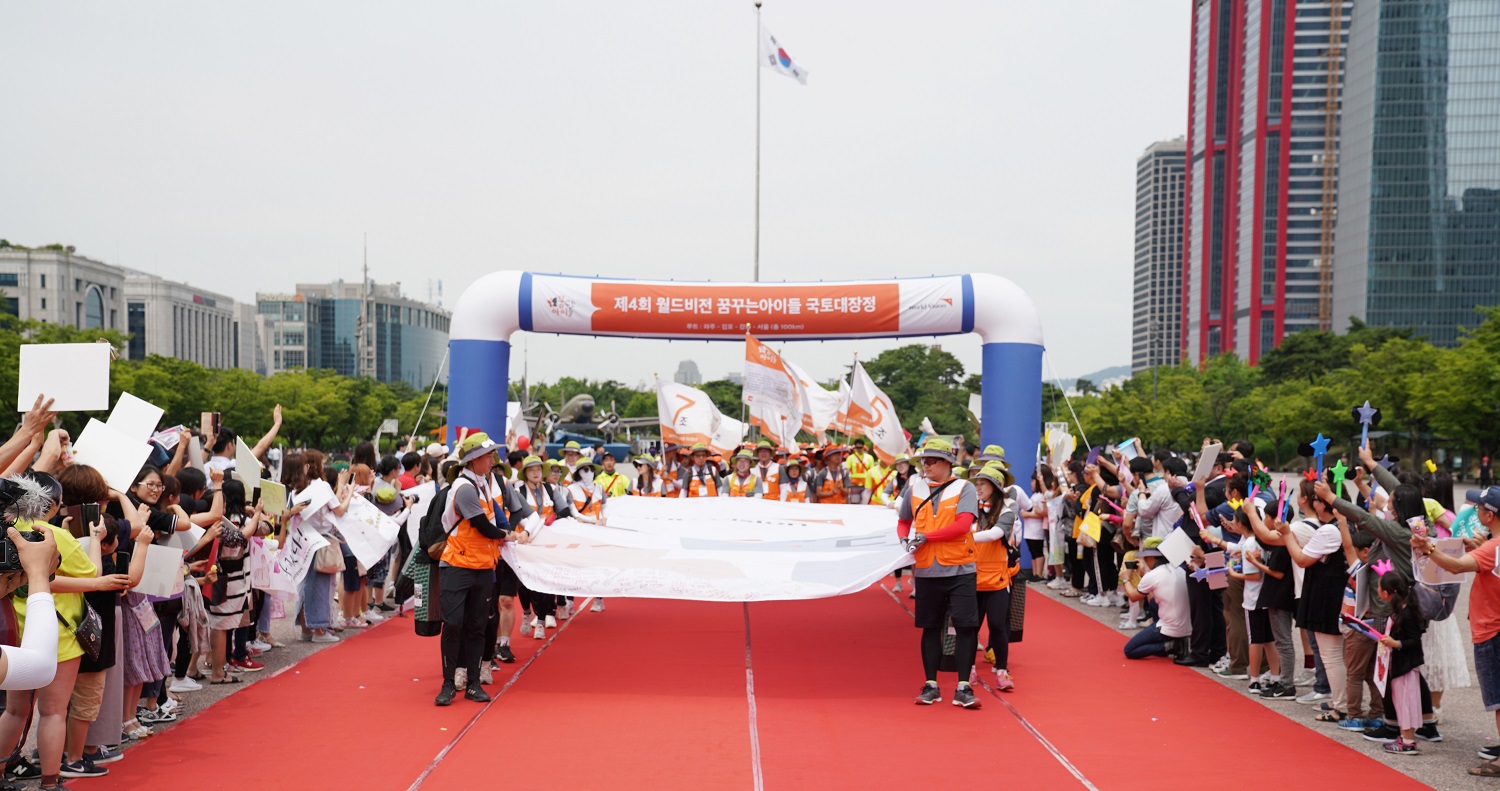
[426, 442, 451, 457]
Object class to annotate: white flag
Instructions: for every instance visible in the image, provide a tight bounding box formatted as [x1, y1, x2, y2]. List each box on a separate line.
[786, 359, 841, 434]
[760, 25, 809, 85]
[742, 334, 802, 430]
[843, 361, 908, 464]
[656, 376, 745, 456]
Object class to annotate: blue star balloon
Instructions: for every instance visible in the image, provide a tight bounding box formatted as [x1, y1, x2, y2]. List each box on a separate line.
[1309, 433, 1330, 475]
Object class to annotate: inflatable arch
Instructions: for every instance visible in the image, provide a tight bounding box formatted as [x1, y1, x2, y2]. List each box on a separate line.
[447, 272, 1045, 490]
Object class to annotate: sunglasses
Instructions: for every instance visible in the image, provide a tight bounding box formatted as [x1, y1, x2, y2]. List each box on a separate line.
[920, 458, 945, 466]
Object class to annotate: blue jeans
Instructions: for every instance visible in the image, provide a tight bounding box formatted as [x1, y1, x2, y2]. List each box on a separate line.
[1475, 633, 1500, 711]
[300, 571, 334, 629]
[1124, 623, 1178, 660]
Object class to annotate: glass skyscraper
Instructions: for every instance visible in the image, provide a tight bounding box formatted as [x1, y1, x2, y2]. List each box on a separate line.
[259, 281, 449, 389]
[1333, 0, 1500, 345]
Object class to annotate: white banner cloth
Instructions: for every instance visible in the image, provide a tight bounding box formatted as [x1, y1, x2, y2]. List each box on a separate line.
[500, 496, 911, 601]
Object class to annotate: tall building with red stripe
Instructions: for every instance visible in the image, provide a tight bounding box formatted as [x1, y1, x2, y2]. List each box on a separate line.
[1182, 0, 1351, 363]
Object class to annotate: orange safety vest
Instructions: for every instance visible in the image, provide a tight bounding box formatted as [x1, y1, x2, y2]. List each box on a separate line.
[817, 468, 847, 505]
[635, 473, 662, 497]
[569, 482, 604, 518]
[519, 481, 557, 519]
[727, 473, 759, 498]
[441, 476, 502, 570]
[780, 478, 808, 503]
[684, 467, 718, 498]
[908, 477, 976, 570]
[756, 463, 781, 501]
[974, 508, 1017, 591]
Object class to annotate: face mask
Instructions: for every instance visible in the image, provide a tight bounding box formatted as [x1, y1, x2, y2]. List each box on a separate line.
[579, 469, 594, 484]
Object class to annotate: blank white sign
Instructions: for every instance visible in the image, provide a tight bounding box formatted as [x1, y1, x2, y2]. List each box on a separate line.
[17, 343, 111, 412]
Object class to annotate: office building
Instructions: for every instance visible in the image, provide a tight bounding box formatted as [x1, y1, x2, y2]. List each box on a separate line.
[1132, 138, 1187, 375]
[1183, 0, 1353, 363]
[0, 247, 126, 330]
[1333, 0, 1500, 346]
[674, 359, 703, 386]
[258, 280, 450, 389]
[123, 270, 238, 368]
[234, 303, 269, 375]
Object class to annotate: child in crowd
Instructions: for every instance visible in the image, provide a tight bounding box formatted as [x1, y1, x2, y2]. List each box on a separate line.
[1376, 572, 1426, 755]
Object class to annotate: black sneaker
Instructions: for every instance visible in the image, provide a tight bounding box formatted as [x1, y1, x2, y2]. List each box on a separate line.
[434, 683, 457, 707]
[1478, 744, 1500, 761]
[952, 684, 981, 709]
[915, 683, 941, 705]
[5, 756, 40, 781]
[1415, 722, 1443, 742]
[496, 645, 516, 664]
[83, 745, 123, 765]
[59, 758, 107, 779]
[1361, 723, 1400, 743]
[464, 683, 492, 703]
[1261, 682, 1297, 699]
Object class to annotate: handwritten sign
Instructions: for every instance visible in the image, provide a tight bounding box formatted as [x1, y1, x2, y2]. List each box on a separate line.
[333, 496, 401, 570]
[272, 522, 329, 590]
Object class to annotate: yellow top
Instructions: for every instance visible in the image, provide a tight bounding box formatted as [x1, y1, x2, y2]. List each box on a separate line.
[14, 518, 97, 662]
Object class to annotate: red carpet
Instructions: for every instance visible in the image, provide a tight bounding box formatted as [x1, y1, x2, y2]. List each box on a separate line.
[86, 587, 1430, 790]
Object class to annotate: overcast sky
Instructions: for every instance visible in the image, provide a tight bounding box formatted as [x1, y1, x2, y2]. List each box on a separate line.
[1, 2, 1187, 389]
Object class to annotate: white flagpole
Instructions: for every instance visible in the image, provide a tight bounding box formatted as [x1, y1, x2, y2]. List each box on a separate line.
[754, 0, 762, 283]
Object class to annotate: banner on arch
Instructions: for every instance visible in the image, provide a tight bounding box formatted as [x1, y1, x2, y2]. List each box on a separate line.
[526, 275, 965, 341]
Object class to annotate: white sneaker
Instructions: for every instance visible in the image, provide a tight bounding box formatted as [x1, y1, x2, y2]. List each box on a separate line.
[591, 599, 605, 613]
[1117, 617, 1139, 630]
[557, 606, 570, 621]
[311, 631, 340, 644]
[893, 581, 903, 592]
[247, 639, 273, 653]
[1085, 595, 1112, 607]
[454, 668, 467, 689]
[1107, 591, 1126, 607]
[1046, 578, 1067, 591]
[545, 615, 558, 629]
[478, 665, 493, 685]
[363, 610, 386, 623]
[1293, 671, 1315, 688]
[532, 622, 546, 639]
[169, 677, 202, 693]
[1295, 690, 1331, 705]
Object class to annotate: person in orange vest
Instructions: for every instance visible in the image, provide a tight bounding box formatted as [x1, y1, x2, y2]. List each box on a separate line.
[678, 444, 722, 498]
[435, 433, 516, 707]
[560, 440, 584, 477]
[567, 457, 606, 519]
[632, 455, 664, 496]
[725, 450, 764, 498]
[971, 462, 1021, 692]
[754, 440, 782, 501]
[897, 437, 982, 708]
[779, 457, 810, 502]
[514, 456, 603, 635]
[845, 438, 877, 504]
[660, 445, 684, 497]
[812, 445, 850, 504]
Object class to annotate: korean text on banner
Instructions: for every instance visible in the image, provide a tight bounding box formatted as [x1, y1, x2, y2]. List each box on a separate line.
[502, 496, 910, 601]
[332, 496, 401, 570]
[17, 343, 112, 412]
[525, 275, 965, 340]
[844, 361, 907, 464]
[742, 334, 800, 417]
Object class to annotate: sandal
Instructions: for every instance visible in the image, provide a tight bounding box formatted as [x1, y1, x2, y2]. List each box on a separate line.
[1471, 763, 1500, 777]
[210, 677, 243, 685]
[1314, 710, 1342, 723]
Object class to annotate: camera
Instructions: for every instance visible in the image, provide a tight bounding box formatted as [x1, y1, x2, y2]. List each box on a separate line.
[0, 528, 45, 573]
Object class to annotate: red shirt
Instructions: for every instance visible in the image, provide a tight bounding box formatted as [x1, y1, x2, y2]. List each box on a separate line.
[398, 472, 418, 490]
[1467, 537, 1500, 643]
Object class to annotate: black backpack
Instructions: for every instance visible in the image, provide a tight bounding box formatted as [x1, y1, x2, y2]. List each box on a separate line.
[414, 485, 453, 565]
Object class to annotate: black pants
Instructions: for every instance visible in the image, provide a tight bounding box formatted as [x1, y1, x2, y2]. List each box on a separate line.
[1071, 546, 1095, 594]
[914, 573, 979, 684]
[977, 587, 1011, 670]
[439, 567, 493, 686]
[1095, 533, 1119, 592]
[1185, 572, 1226, 661]
[483, 576, 500, 662]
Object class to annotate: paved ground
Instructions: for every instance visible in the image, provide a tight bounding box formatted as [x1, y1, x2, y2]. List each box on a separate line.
[1035, 575, 1489, 790]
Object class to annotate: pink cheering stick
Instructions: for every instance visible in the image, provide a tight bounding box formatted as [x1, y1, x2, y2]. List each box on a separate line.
[1276, 478, 1289, 522]
[1189, 504, 1206, 532]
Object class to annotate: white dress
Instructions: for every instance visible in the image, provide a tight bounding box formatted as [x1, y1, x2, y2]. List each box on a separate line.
[1421, 611, 1470, 691]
